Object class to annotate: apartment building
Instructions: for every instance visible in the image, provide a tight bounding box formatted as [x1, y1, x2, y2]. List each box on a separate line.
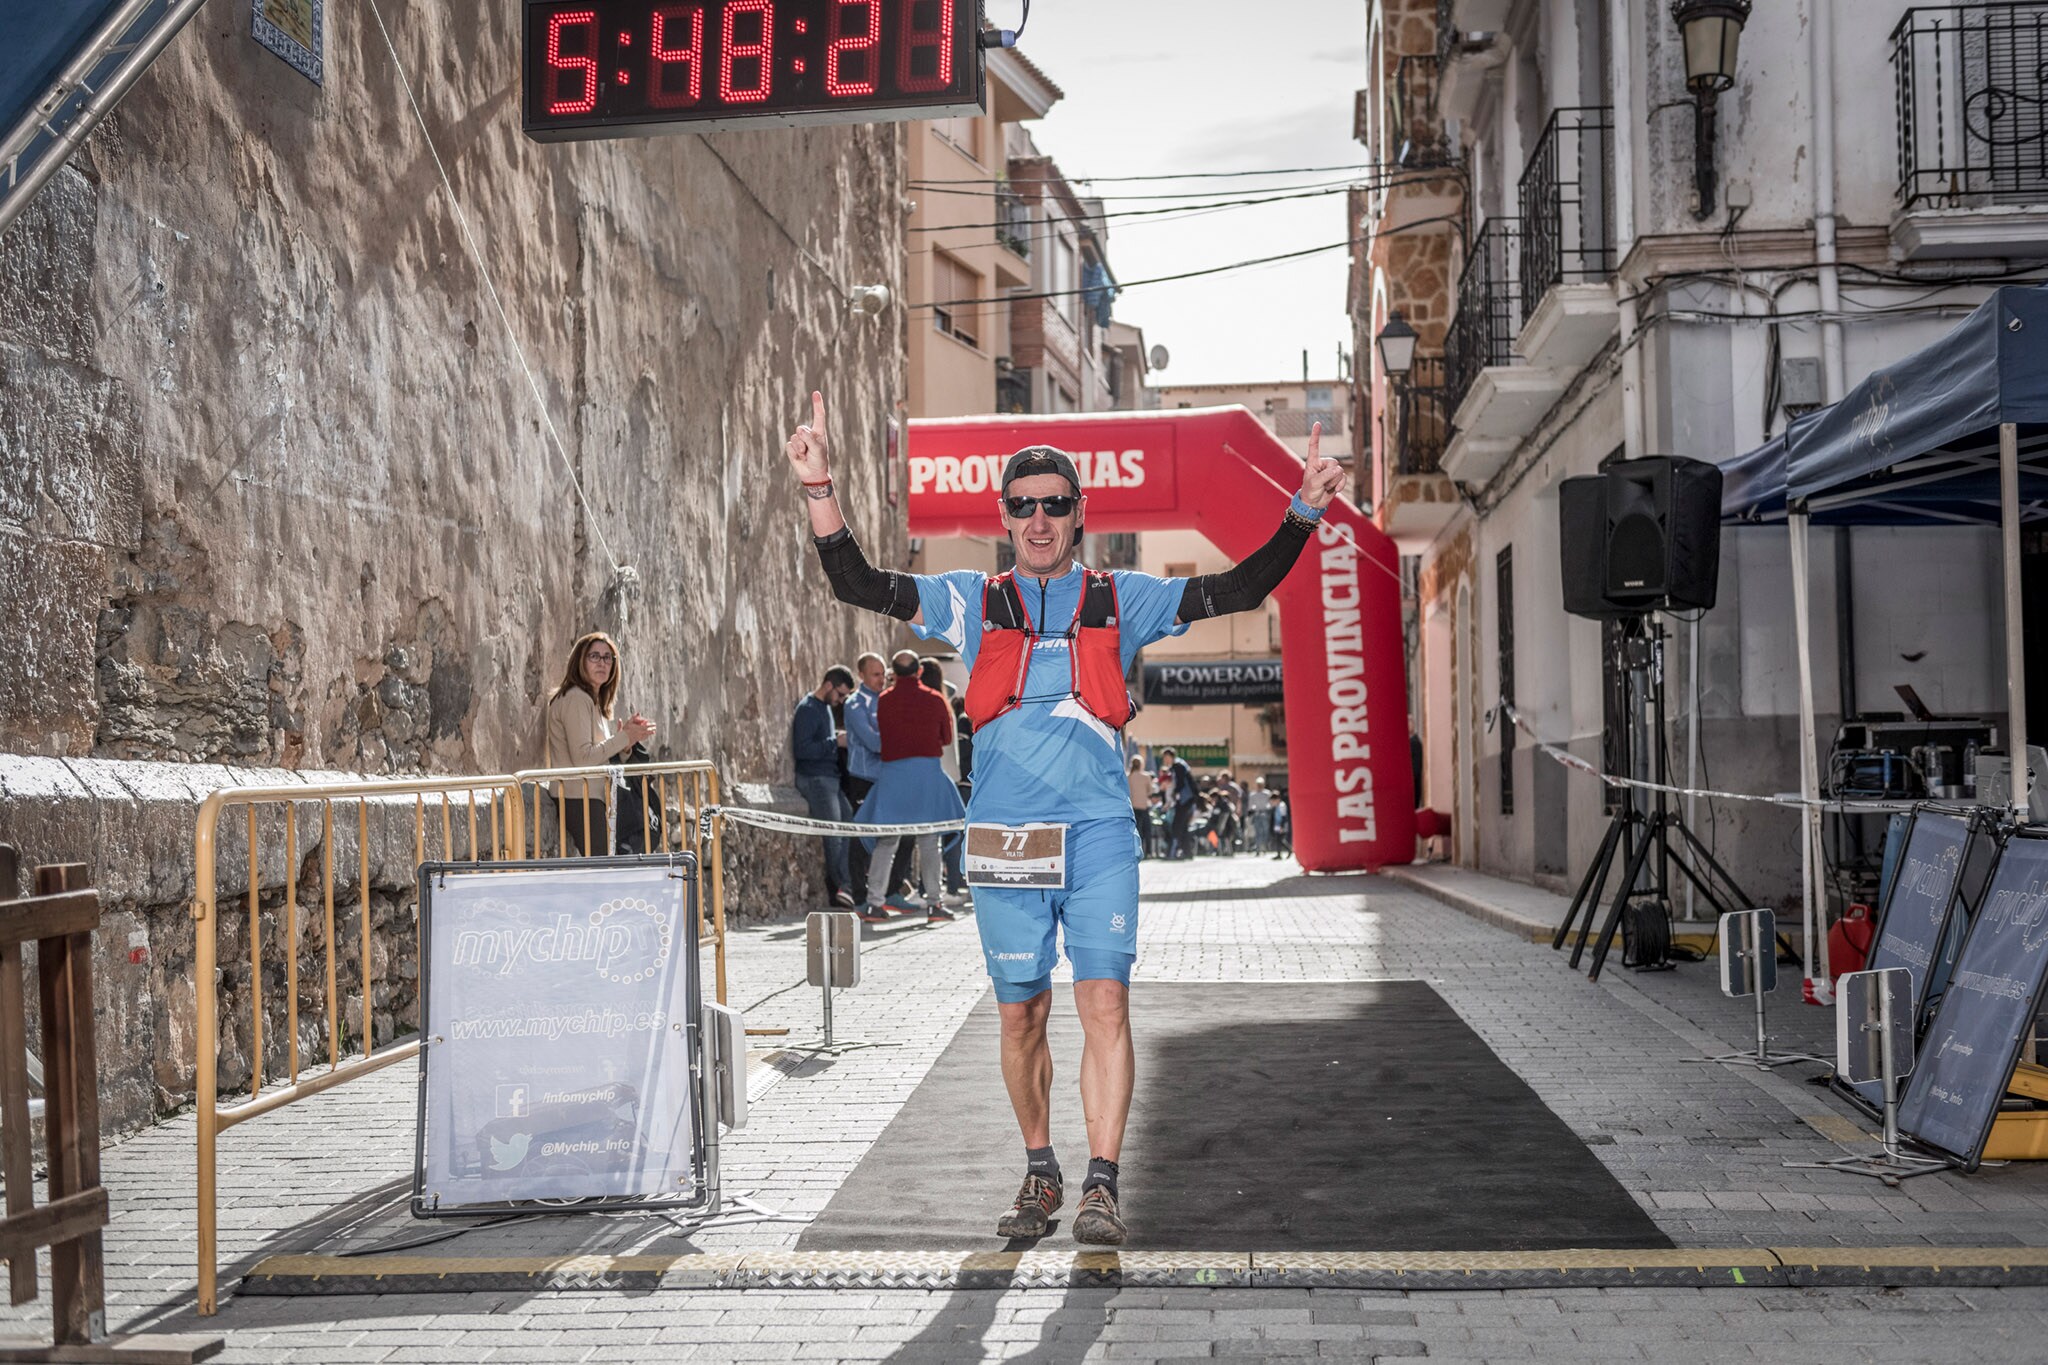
[907, 68, 1151, 582]
[1355, 0, 2048, 904]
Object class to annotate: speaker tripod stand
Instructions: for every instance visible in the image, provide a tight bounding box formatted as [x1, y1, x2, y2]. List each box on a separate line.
[1552, 615, 1759, 981]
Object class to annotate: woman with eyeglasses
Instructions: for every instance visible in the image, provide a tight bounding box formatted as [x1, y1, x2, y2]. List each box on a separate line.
[542, 631, 655, 856]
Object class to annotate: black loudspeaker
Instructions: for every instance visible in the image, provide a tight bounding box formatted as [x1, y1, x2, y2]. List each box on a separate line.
[1559, 456, 1723, 620]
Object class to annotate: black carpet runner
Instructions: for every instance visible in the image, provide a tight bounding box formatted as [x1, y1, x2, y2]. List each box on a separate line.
[797, 980, 1668, 1251]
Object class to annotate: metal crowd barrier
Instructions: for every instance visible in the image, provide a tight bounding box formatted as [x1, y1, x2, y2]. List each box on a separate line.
[190, 758, 725, 1316]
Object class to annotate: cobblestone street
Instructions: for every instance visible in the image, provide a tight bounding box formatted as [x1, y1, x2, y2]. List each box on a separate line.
[12, 854, 2048, 1362]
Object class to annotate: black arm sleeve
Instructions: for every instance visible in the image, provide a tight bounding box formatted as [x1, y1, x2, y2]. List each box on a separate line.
[814, 527, 921, 621]
[1177, 512, 1316, 621]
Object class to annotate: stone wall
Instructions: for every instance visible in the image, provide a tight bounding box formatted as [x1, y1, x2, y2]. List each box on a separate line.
[0, 5, 911, 1135]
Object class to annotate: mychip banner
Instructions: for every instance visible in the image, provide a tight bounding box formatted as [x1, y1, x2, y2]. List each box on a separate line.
[1899, 830, 2048, 1168]
[414, 858, 702, 1215]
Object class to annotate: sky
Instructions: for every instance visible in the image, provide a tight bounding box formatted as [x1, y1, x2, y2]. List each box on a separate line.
[1002, 1, 1369, 389]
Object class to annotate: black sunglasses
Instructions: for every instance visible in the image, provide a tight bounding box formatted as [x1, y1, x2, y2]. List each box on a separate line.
[1003, 494, 1078, 519]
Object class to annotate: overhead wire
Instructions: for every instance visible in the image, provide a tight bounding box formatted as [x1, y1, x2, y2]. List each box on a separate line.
[911, 160, 1390, 186]
[913, 173, 1371, 202]
[907, 182, 1360, 233]
[907, 191, 1288, 256]
[914, 213, 1467, 312]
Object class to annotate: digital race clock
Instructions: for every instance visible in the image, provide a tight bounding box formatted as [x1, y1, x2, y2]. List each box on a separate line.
[522, 0, 985, 142]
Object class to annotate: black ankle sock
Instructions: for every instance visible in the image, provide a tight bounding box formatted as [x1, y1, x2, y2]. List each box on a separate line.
[1082, 1157, 1119, 1198]
[1026, 1146, 1060, 1182]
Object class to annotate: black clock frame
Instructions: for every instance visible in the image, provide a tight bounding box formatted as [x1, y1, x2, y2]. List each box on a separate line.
[522, 0, 987, 142]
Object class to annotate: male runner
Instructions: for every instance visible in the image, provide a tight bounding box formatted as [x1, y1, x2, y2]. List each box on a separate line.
[785, 393, 1342, 1245]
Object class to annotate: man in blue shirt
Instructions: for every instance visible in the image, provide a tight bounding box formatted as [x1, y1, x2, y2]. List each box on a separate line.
[784, 392, 1343, 1247]
[841, 652, 886, 901]
[791, 664, 858, 909]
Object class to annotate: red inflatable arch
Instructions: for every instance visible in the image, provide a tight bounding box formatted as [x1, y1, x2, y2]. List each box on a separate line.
[906, 406, 1414, 873]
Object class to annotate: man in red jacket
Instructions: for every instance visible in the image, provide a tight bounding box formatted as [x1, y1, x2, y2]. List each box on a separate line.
[858, 650, 966, 923]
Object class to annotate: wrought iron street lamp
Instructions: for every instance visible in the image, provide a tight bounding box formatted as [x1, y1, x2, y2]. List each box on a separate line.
[1671, 0, 1750, 218]
[1376, 311, 1418, 381]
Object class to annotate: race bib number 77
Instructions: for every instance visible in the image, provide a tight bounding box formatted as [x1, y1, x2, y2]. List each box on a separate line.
[965, 823, 1068, 889]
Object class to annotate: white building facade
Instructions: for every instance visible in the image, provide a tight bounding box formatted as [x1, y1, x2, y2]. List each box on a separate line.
[1357, 0, 2048, 907]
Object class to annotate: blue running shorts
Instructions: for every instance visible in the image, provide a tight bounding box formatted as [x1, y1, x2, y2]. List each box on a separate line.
[975, 817, 1140, 1002]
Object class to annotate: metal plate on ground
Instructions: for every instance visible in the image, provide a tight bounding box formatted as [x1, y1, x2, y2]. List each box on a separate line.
[1775, 1245, 2048, 1288]
[727, 1250, 1253, 1289]
[1248, 1249, 1788, 1290]
[241, 1246, 2048, 1294]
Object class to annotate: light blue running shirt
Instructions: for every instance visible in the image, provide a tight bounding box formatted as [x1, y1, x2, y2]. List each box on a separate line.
[910, 564, 1188, 827]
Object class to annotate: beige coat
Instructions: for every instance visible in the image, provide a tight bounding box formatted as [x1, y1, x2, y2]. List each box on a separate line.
[543, 686, 635, 797]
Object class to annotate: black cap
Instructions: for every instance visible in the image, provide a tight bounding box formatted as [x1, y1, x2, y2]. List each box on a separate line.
[1000, 445, 1083, 494]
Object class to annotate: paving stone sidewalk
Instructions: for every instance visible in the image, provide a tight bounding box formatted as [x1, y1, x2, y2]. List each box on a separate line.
[7, 855, 2048, 1362]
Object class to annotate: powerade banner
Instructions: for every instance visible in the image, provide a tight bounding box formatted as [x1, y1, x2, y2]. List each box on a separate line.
[1899, 832, 2048, 1167]
[1142, 659, 1284, 706]
[414, 860, 699, 1214]
[1846, 810, 1974, 1113]
[907, 406, 1414, 872]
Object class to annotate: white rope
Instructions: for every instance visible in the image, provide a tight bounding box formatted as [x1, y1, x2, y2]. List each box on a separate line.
[702, 806, 965, 839]
[1493, 700, 1909, 814]
[364, 0, 623, 574]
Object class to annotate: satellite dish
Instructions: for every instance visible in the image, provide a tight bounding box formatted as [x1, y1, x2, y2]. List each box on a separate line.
[1148, 344, 1170, 372]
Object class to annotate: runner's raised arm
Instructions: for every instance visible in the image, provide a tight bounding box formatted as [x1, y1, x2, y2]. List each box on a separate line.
[785, 390, 922, 624]
[1175, 421, 1343, 622]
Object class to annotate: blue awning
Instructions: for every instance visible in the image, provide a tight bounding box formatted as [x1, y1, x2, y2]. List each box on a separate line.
[1722, 286, 2048, 525]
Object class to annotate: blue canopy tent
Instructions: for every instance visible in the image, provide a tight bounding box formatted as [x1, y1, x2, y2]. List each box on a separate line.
[1719, 285, 2048, 987]
[1724, 287, 2048, 526]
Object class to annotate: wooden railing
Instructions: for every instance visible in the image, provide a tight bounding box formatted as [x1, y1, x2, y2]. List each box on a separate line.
[0, 848, 220, 1362]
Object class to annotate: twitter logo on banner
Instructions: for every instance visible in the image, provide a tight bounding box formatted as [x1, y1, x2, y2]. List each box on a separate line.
[488, 1132, 532, 1172]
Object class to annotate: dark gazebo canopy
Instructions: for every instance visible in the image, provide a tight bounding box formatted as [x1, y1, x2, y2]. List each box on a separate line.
[1722, 286, 2048, 525]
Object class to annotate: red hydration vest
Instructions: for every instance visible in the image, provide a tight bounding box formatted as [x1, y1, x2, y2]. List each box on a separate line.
[963, 570, 1132, 732]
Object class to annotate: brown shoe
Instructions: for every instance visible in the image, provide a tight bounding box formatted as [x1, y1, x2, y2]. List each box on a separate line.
[1071, 1185, 1126, 1246]
[996, 1172, 1062, 1239]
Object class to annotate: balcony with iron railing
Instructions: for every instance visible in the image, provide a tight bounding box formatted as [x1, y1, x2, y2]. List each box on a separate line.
[996, 186, 1032, 259]
[1891, 4, 2048, 257]
[1445, 217, 1521, 416]
[1390, 56, 1457, 171]
[1393, 356, 1451, 476]
[1440, 216, 1568, 486]
[1513, 106, 1620, 374]
[1518, 108, 1614, 318]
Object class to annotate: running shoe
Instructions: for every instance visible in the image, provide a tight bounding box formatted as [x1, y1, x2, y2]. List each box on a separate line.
[831, 888, 856, 910]
[854, 903, 891, 924]
[997, 1172, 1062, 1239]
[1071, 1185, 1127, 1246]
[882, 895, 924, 914]
[926, 904, 957, 924]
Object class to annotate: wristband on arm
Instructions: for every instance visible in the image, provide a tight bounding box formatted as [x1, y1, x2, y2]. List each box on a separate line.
[814, 527, 920, 621]
[1176, 512, 1315, 620]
